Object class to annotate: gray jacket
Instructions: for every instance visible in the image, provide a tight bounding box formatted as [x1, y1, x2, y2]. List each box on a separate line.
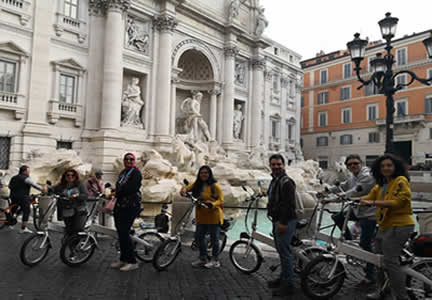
[329, 166, 376, 219]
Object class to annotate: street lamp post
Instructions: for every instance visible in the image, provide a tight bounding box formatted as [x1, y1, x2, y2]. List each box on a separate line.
[347, 12, 432, 154]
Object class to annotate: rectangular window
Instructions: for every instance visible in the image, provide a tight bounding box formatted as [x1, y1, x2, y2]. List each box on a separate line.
[0, 137, 10, 169]
[340, 86, 351, 100]
[287, 122, 293, 141]
[340, 134, 353, 145]
[317, 91, 329, 105]
[271, 120, 280, 139]
[318, 111, 327, 127]
[56, 141, 72, 150]
[59, 74, 75, 103]
[368, 132, 380, 143]
[367, 104, 378, 121]
[395, 101, 407, 117]
[0, 60, 17, 93]
[316, 136, 328, 147]
[301, 96, 304, 107]
[430, 128, 432, 139]
[320, 69, 327, 84]
[366, 155, 379, 167]
[273, 75, 279, 91]
[396, 74, 407, 89]
[64, 0, 79, 19]
[343, 63, 352, 79]
[318, 157, 328, 169]
[397, 48, 407, 66]
[341, 108, 352, 124]
[428, 69, 432, 79]
[425, 97, 432, 114]
[365, 81, 379, 96]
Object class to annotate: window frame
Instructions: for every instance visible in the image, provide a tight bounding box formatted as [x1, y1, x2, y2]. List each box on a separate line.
[340, 134, 353, 145]
[316, 136, 328, 147]
[396, 73, 408, 90]
[340, 85, 351, 100]
[425, 96, 432, 114]
[396, 47, 407, 66]
[367, 103, 379, 121]
[343, 63, 352, 79]
[0, 58, 18, 93]
[59, 73, 76, 104]
[395, 99, 408, 117]
[0, 137, 11, 169]
[317, 91, 329, 105]
[318, 111, 328, 127]
[368, 132, 380, 143]
[341, 107, 352, 124]
[320, 69, 328, 84]
[64, 0, 79, 19]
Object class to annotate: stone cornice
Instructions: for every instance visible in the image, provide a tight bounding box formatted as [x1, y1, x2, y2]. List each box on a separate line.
[89, 0, 130, 15]
[224, 46, 239, 57]
[153, 15, 178, 32]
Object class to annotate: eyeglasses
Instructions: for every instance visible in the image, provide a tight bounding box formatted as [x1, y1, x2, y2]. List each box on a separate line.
[66, 174, 75, 177]
[124, 158, 135, 161]
[346, 162, 360, 167]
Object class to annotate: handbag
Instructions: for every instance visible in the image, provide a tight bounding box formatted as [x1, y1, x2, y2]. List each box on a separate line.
[102, 196, 117, 213]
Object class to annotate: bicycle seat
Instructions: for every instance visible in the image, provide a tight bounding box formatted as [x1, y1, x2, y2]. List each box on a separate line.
[296, 219, 308, 229]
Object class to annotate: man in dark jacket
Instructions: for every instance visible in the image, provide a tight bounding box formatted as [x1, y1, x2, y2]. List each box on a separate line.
[9, 165, 44, 233]
[266, 154, 297, 296]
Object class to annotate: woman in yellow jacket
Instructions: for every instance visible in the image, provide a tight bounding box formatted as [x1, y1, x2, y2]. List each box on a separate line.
[180, 165, 223, 269]
[359, 154, 414, 300]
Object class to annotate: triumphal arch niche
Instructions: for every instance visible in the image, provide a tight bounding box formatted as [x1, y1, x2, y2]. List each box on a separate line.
[172, 40, 222, 144]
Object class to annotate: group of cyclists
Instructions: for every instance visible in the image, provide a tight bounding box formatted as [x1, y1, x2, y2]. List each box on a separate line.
[0, 151, 418, 299]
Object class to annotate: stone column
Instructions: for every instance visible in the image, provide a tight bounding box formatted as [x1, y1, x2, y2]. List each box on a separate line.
[222, 46, 238, 146]
[263, 68, 273, 146]
[208, 89, 220, 140]
[250, 57, 265, 148]
[100, 0, 130, 129]
[85, 2, 106, 129]
[170, 76, 179, 136]
[153, 14, 177, 142]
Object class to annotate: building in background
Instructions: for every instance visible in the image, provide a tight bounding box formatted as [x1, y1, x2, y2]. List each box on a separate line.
[300, 30, 432, 169]
[0, 0, 302, 172]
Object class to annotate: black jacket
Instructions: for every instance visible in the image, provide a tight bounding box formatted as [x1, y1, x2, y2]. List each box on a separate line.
[9, 174, 31, 201]
[115, 168, 142, 208]
[267, 171, 297, 225]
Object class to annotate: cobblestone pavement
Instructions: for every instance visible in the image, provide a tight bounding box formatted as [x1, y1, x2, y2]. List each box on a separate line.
[0, 227, 386, 300]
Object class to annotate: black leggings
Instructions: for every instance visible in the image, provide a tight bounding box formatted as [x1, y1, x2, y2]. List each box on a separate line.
[63, 213, 86, 238]
[10, 197, 30, 222]
[114, 207, 140, 264]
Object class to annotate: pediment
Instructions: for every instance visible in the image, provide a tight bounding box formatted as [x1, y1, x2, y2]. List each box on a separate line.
[0, 41, 29, 57]
[52, 58, 85, 71]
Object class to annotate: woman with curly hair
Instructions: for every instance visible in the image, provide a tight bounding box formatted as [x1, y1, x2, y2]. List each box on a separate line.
[359, 154, 414, 300]
[53, 169, 88, 239]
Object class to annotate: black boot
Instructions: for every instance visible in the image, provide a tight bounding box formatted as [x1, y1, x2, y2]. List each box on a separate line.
[272, 280, 294, 296]
[267, 278, 280, 289]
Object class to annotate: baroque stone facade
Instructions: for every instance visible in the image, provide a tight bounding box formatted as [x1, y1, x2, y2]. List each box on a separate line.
[0, 0, 303, 173]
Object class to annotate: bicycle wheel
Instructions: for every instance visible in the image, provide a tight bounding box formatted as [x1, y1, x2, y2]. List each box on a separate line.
[60, 234, 96, 267]
[295, 247, 327, 273]
[136, 232, 164, 262]
[152, 239, 181, 271]
[20, 233, 51, 266]
[0, 209, 7, 230]
[301, 255, 346, 300]
[406, 259, 432, 300]
[32, 206, 41, 231]
[229, 240, 263, 274]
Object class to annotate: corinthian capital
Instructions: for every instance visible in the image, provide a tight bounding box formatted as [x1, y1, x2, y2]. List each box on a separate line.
[89, 0, 106, 16]
[224, 46, 239, 57]
[153, 15, 178, 32]
[251, 57, 265, 71]
[106, 0, 131, 13]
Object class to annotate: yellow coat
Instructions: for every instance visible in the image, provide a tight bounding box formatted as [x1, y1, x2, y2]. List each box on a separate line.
[363, 176, 414, 231]
[186, 183, 224, 225]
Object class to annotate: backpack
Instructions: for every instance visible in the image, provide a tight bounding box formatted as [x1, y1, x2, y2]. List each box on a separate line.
[155, 213, 169, 233]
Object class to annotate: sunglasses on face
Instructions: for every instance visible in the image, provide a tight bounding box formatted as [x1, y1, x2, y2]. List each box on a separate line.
[66, 174, 75, 177]
[124, 158, 135, 161]
[346, 162, 360, 167]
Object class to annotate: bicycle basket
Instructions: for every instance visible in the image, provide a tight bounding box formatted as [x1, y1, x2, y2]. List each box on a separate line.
[413, 233, 432, 257]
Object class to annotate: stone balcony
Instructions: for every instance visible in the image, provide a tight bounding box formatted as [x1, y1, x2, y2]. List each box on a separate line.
[54, 12, 87, 43]
[0, 91, 25, 119]
[0, 0, 31, 25]
[47, 100, 83, 127]
[376, 114, 425, 128]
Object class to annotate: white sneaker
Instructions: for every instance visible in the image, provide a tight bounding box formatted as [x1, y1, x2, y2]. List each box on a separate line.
[204, 260, 221, 269]
[19, 228, 33, 234]
[191, 259, 207, 268]
[119, 263, 139, 271]
[8, 226, 15, 230]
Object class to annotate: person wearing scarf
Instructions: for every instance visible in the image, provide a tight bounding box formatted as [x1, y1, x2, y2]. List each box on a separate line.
[110, 153, 142, 272]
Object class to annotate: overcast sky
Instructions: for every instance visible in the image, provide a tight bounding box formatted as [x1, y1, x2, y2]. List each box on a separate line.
[260, 0, 432, 60]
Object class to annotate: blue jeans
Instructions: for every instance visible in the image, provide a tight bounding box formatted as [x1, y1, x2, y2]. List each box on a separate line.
[360, 219, 377, 280]
[196, 224, 220, 260]
[273, 219, 297, 283]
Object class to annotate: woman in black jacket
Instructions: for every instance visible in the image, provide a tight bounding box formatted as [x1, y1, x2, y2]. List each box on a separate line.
[110, 152, 142, 272]
[53, 169, 88, 239]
